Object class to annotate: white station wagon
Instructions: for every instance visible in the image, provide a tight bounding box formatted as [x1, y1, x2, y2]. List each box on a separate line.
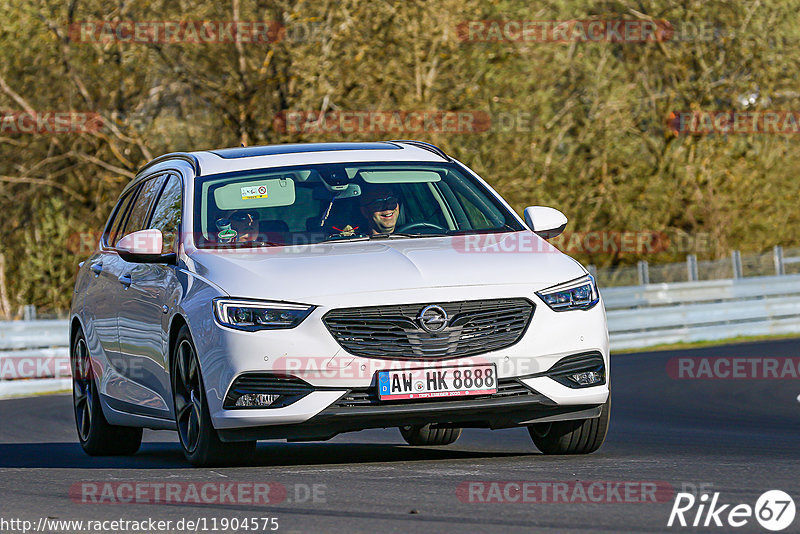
[70, 141, 610, 465]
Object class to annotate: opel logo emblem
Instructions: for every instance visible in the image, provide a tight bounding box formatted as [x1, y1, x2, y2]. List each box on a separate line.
[418, 305, 449, 333]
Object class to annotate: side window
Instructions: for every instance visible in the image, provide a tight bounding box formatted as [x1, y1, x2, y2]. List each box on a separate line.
[445, 176, 506, 230]
[116, 175, 166, 245]
[455, 190, 493, 229]
[397, 183, 448, 228]
[149, 174, 183, 254]
[106, 187, 138, 247]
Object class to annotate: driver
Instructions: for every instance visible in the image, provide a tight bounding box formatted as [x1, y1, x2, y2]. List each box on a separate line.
[359, 185, 401, 235]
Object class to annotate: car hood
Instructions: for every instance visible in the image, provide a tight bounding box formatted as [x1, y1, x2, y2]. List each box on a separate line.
[185, 231, 586, 302]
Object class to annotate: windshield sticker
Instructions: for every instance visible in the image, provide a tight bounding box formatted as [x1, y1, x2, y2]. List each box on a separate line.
[241, 185, 268, 200]
[218, 228, 237, 243]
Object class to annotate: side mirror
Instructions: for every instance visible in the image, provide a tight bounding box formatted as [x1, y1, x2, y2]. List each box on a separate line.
[523, 206, 568, 239]
[116, 229, 176, 264]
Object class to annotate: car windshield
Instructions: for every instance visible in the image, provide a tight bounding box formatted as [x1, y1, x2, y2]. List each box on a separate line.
[193, 162, 524, 248]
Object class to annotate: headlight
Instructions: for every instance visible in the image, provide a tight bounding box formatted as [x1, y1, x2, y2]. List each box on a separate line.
[536, 274, 599, 311]
[213, 299, 315, 331]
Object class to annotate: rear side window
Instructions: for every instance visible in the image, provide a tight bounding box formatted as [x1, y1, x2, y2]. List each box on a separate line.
[105, 187, 138, 247]
[149, 174, 183, 253]
[115, 175, 167, 245]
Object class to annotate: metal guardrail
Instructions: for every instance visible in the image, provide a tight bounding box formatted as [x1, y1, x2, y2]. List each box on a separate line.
[603, 273, 800, 349]
[0, 320, 70, 396]
[0, 319, 67, 351]
[591, 245, 800, 288]
[2, 274, 800, 393]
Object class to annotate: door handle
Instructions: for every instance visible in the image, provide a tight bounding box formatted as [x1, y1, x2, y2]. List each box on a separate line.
[118, 273, 132, 288]
[90, 263, 103, 276]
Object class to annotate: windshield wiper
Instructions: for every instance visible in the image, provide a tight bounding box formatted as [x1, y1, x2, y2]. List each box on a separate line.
[321, 234, 370, 243]
[206, 240, 282, 249]
[449, 225, 520, 236]
[368, 233, 412, 239]
[374, 232, 452, 239]
[322, 232, 450, 243]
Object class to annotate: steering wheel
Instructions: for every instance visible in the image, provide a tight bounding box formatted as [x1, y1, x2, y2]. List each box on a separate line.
[396, 222, 448, 234]
[326, 228, 368, 240]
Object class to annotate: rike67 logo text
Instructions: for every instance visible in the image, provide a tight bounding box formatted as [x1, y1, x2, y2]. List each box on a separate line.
[668, 490, 795, 531]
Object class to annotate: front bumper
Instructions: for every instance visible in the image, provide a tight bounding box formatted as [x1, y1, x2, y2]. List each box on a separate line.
[191, 285, 610, 435]
[217, 383, 604, 442]
[214, 353, 607, 441]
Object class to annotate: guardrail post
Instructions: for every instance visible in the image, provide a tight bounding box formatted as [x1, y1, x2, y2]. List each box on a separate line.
[731, 250, 743, 279]
[637, 260, 649, 285]
[22, 305, 36, 321]
[774, 245, 785, 276]
[687, 254, 698, 281]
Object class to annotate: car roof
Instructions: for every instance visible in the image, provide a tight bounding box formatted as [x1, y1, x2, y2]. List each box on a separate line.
[128, 141, 453, 196]
[183, 141, 450, 177]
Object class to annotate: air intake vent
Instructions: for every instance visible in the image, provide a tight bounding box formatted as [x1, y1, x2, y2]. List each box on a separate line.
[546, 352, 606, 388]
[224, 373, 314, 409]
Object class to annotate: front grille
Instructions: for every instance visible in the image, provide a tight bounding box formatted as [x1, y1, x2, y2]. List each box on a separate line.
[322, 298, 534, 360]
[334, 378, 536, 407]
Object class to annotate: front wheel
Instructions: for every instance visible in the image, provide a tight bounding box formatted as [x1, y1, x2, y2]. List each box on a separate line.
[399, 424, 462, 446]
[72, 330, 142, 456]
[172, 325, 255, 466]
[528, 397, 610, 455]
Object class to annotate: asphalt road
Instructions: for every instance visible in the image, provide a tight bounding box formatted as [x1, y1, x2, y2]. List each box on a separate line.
[1, 338, 799, 533]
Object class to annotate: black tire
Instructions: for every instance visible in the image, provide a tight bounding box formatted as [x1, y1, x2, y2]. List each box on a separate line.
[528, 397, 610, 455]
[399, 424, 462, 446]
[172, 325, 255, 466]
[72, 329, 142, 456]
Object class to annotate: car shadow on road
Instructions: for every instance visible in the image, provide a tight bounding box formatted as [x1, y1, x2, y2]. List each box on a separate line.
[0, 441, 538, 469]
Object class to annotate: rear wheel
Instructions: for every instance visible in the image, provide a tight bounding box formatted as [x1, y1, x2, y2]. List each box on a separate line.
[528, 397, 610, 454]
[72, 330, 142, 456]
[172, 325, 255, 466]
[399, 424, 462, 446]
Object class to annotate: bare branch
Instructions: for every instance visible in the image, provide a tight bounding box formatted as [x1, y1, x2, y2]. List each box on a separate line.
[0, 74, 37, 116]
[0, 175, 86, 202]
[70, 151, 137, 179]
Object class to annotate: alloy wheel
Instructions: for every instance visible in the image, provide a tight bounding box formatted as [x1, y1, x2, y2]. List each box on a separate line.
[72, 337, 93, 442]
[174, 339, 203, 454]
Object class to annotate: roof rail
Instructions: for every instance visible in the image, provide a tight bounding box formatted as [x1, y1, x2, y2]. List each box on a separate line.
[137, 152, 201, 176]
[390, 140, 451, 161]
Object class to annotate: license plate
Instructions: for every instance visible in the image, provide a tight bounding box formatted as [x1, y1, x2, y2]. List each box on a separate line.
[377, 364, 497, 400]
